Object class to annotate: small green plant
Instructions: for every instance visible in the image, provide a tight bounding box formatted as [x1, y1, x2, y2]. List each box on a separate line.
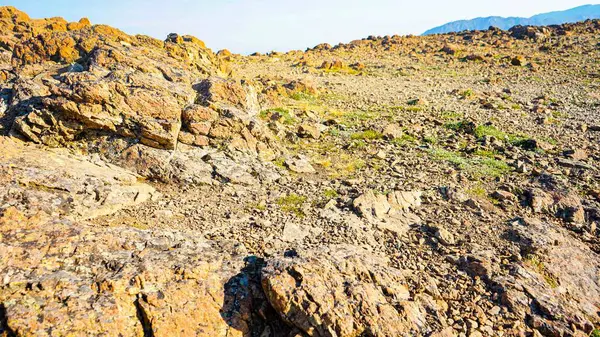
[391, 134, 418, 146]
[277, 193, 308, 217]
[590, 329, 600, 337]
[551, 110, 568, 118]
[350, 140, 367, 148]
[273, 157, 286, 169]
[524, 254, 559, 289]
[445, 121, 468, 131]
[466, 185, 487, 198]
[350, 130, 383, 140]
[539, 137, 558, 145]
[345, 158, 366, 173]
[423, 135, 438, 144]
[460, 89, 475, 99]
[389, 105, 424, 113]
[474, 125, 507, 139]
[247, 202, 266, 211]
[440, 111, 463, 120]
[290, 92, 316, 101]
[323, 189, 339, 199]
[339, 110, 379, 127]
[474, 125, 534, 148]
[473, 149, 498, 158]
[429, 148, 469, 167]
[130, 222, 149, 230]
[328, 128, 341, 137]
[479, 158, 511, 177]
[260, 107, 296, 125]
[429, 148, 511, 178]
[404, 106, 424, 112]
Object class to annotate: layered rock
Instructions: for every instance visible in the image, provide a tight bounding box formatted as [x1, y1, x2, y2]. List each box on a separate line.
[179, 77, 280, 158]
[0, 137, 157, 220]
[500, 218, 600, 335]
[1, 7, 229, 150]
[0, 7, 286, 187]
[11, 69, 194, 149]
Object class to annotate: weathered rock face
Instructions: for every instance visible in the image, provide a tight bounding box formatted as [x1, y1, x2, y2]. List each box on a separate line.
[0, 208, 286, 337]
[195, 77, 260, 114]
[461, 217, 600, 336]
[500, 218, 600, 334]
[527, 188, 586, 223]
[0, 137, 158, 220]
[262, 246, 426, 337]
[12, 69, 194, 149]
[0, 6, 90, 52]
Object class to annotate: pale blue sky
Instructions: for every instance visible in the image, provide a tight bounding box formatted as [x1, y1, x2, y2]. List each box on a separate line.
[2, 0, 597, 54]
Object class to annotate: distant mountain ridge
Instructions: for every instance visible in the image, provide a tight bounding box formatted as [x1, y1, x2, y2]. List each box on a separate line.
[423, 4, 600, 35]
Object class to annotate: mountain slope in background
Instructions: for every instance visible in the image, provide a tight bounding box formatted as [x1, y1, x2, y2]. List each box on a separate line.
[423, 4, 600, 35]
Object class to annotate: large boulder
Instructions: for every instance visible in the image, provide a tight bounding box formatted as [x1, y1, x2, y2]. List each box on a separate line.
[262, 246, 427, 337]
[12, 69, 193, 149]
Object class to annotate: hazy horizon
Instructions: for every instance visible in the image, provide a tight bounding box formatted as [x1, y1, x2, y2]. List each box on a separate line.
[3, 0, 598, 54]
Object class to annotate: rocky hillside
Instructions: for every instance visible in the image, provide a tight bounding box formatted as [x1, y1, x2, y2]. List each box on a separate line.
[1, 6, 600, 337]
[423, 4, 600, 35]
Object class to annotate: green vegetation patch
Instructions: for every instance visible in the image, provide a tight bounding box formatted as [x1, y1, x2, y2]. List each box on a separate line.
[440, 111, 464, 120]
[474, 125, 507, 139]
[473, 125, 533, 148]
[290, 91, 317, 102]
[459, 89, 475, 99]
[340, 109, 380, 126]
[260, 107, 296, 125]
[524, 254, 559, 289]
[445, 120, 471, 131]
[391, 134, 418, 146]
[429, 148, 511, 178]
[323, 189, 339, 199]
[350, 130, 383, 140]
[277, 193, 308, 217]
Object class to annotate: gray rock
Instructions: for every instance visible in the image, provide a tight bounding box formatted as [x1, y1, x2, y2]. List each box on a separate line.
[285, 155, 316, 174]
[434, 226, 456, 246]
[281, 223, 322, 242]
[210, 155, 258, 185]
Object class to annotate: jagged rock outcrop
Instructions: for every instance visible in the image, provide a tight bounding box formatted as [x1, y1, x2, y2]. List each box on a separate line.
[0, 6, 230, 151]
[500, 217, 600, 335]
[179, 77, 280, 158]
[0, 7, 286, 187]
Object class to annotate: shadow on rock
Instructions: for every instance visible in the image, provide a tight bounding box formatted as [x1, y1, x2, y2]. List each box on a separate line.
[0, 303, 16, 337]
[221, 256, 294, 337]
